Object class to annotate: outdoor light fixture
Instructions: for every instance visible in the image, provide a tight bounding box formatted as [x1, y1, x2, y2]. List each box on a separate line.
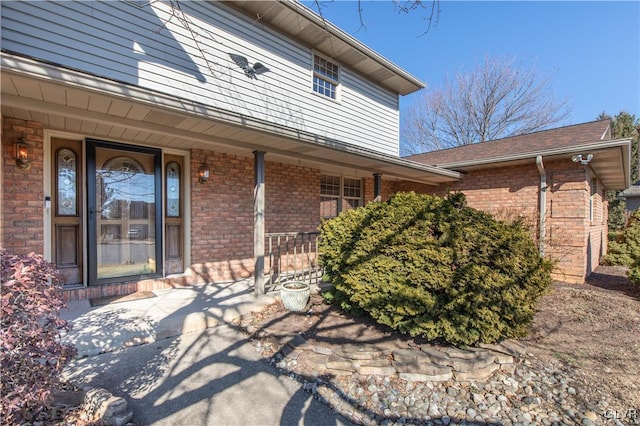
[15, 139, 31, 170]
[572, 154, 593, 165]
[198, 165, 210, 184]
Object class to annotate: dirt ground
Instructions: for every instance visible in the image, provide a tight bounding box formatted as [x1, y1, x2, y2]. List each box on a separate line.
[523, 266, 640, 411]
[242, 265, 640, 413]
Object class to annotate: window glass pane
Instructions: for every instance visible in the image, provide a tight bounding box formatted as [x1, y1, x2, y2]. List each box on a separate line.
[313, 55, 338, 99]
[343, 198, 361, 211]
[57, 149, 77, 216]
[313, 76, 336, 99]
[96, 151, 157, 279]
[166, 161, 180, 217]
[321, 175, 340, 196]
[343, 178, 361, 198]
[321, 197, 338, 218]
[314, 55, 339, 81]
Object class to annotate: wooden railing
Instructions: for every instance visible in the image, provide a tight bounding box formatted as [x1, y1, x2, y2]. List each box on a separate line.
[265, 232, 322, 290]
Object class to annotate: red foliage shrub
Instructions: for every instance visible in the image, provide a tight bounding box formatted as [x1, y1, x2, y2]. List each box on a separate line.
[0, 250, 77, 424]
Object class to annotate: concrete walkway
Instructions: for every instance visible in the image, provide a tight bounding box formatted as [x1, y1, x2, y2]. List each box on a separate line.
[61, 280, 351, 425]
[61, 278, 280, 358]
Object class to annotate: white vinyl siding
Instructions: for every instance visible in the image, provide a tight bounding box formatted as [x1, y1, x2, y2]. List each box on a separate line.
[1, 1, 401, 156]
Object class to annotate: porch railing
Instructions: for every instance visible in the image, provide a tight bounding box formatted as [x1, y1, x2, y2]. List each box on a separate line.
[265, 232, 323, 291]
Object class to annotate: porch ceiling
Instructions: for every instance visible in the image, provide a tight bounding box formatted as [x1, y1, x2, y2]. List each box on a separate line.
[1, 53, 459, 185]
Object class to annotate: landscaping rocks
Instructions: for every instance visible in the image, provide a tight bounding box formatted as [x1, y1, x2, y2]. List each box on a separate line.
[249, 332, 616, 425]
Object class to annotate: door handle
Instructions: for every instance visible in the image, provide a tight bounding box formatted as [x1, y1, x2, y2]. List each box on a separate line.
[89, 208, 102, 219]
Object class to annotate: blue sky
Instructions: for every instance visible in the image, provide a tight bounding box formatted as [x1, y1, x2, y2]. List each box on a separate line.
[303, 1, 640, 127]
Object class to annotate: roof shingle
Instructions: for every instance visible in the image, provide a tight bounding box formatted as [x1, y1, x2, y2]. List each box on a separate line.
[407, 119, 612, 166]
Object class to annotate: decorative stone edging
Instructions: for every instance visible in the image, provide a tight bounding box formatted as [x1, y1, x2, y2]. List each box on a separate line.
[56, 386, 133, 426]
[259, 334, 604, 426]
[275, 334, 526, 383]
[83, 387, 133, 426]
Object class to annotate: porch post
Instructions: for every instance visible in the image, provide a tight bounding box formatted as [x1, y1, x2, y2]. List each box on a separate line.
[254, 151, 266, 296]
[373, 173, 382, 202]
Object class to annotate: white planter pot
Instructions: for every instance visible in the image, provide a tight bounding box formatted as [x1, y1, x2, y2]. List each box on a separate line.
[280, 281, 310, 312]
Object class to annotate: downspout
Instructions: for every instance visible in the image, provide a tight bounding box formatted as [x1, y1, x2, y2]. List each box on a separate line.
[536, 156, 546, 256]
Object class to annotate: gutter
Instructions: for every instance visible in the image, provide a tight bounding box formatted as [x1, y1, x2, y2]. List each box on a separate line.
[431, 138, 632, 170]
[536, 156, 547, 256]
[2, 52, 459, 183]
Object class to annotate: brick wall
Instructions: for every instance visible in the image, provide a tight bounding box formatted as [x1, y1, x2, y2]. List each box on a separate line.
[188, 149, 322, 283]
[1, 118, 44, 254]
[585, 167, 608, 277]
[379, 159, 604, 283]
[0, 112, 609, 300]
[363, 177, 397, 203]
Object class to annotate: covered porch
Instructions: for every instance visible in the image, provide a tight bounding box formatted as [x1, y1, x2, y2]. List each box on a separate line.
[1, 52, 460, 300]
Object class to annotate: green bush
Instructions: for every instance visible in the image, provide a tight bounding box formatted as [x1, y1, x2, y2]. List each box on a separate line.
[319, 192, 553, 347]
[604, 209, 640, 268]
[629, 257, 640, 285]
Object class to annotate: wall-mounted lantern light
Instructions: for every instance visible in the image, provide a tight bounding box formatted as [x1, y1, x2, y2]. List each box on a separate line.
[15, 139, 31, 170]
[198, 165, 210, 184]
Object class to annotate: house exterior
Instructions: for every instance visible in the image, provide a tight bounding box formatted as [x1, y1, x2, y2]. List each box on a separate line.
[0, 0, 460, 301]
[0, 1, 631, 301]
[408, 120, 632, 283]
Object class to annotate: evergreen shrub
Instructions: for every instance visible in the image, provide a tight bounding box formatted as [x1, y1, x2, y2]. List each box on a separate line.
[629, 257, 640, 285]
[604, 209, 640, 268]
[0, 250, 77, 424]
[318, 192, 553, 347]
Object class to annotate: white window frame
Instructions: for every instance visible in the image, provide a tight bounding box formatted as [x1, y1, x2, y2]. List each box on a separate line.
[312, 53, 340, 101]
[320, 175, 362, 219]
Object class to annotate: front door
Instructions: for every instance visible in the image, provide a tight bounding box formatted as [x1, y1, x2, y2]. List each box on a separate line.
[87, 140, 162, 284]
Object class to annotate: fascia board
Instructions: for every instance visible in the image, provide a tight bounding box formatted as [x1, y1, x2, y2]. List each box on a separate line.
[436, 138, 632, 187]
[436, 139, 631, 169]
[278, 0, 425, 93]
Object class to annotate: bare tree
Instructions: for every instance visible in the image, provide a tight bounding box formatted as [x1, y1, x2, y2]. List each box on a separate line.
[402, 55, 571, 155]
[310, 1, 440, 36]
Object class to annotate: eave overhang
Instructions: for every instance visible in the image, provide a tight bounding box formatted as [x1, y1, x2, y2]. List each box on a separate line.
[429, 139, 632, 190]
[226, 0, 426, 96]
[1, 52, 457, 185]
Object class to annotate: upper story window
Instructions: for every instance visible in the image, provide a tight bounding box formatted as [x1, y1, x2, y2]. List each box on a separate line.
[313, 54, 339, 100]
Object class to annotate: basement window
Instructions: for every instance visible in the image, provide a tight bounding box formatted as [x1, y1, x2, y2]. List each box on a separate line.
[313, 54, 339, 100]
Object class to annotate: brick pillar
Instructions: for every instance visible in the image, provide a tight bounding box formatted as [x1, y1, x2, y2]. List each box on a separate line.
[1, 118, 45, 254]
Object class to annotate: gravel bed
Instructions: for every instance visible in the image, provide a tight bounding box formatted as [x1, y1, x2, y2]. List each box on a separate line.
[252, 342, 627, 426]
